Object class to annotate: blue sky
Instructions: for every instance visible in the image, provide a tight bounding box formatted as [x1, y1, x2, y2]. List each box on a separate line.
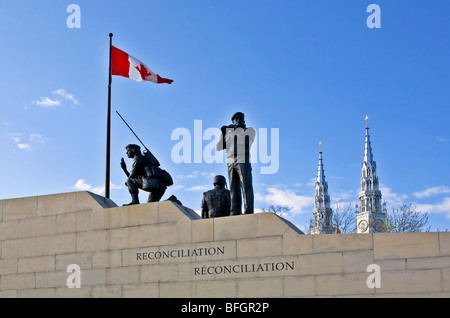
[1, 1, 449, 232]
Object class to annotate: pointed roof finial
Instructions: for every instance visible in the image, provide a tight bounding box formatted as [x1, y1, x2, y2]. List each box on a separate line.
[365, 115, 369, 127]
[319, 141, 322, 152]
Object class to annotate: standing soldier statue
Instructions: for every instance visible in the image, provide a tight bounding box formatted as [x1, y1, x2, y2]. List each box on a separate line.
[201, 175, 231, 219]
[216, 112, 255, 215]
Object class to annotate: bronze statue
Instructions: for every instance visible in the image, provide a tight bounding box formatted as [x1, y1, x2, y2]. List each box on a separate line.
[201, 175, 231, 218]
[120, 144, 168, 205]
[216, 112, 255, 215]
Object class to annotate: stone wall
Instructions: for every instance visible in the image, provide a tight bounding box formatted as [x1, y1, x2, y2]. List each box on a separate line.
[1, 191, 449, 298]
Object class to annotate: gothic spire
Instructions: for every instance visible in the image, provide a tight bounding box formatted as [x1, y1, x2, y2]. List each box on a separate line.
[310, 142, 335, 234]
[356, 116, 385, 233]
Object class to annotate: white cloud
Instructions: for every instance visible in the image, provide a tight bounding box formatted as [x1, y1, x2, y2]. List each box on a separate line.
[33, 88, 79, 108]
[74, 179, 122, 195]
[10, 132, 49, 151]
[177, 171, 216, 179]
[185, 185, 209, 192]
[29, 133, 50, 144]
[415, 197, 450, 218]
[256, 186, 314, 215]
[380, 186, 408, 207]
[17, 143, 31, 151]
[53, 88, 80, 105]
[435, 136, 446, 142]
[413, 186, 450, 198]
[34, 97, 61, 107]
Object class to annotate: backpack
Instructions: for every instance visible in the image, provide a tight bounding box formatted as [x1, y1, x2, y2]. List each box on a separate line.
[151, 166, 173, 187]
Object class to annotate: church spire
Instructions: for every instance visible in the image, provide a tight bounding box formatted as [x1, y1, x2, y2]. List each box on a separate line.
[364, 116, 374, 163]
[310, 142, 335, 234]
[317, 141, 325, 184]
[356, 116, 385, 233]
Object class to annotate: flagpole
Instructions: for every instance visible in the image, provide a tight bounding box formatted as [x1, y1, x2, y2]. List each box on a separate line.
[105, 33, 113, 199]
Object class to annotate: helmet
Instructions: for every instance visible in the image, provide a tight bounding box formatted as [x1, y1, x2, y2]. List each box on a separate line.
[231, 112, 245, 122]
[213, 175, 227, 185]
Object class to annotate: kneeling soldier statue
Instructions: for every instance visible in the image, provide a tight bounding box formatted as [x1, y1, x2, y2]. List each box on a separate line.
[201, 175, 231, 219]
[121, 144, 168, 206]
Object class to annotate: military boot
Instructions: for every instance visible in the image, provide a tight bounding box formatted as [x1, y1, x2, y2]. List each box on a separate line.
[123, 193, 140, 206]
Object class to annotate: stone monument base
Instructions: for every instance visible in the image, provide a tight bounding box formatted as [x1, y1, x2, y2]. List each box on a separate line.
[1, 191, 450, 298]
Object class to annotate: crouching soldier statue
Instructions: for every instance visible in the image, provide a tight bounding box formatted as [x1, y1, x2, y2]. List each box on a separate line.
[121, 144, 172, 206]
[201, 175, 231, 219]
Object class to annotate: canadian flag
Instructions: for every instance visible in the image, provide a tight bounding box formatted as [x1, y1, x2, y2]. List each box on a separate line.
[111, 45, 173, 84]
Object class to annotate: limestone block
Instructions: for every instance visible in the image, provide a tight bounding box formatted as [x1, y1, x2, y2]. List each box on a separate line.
[283, 275, 315, 297]
[122, 283, 159, 298]
[158, 201, 184, 223]
[55, 286, 91, 298]
[213, 214, 258, 241]
[283, 230, 313, 255]
[18, 256, 55, 273]
[56, 209, 93, 233]
[140, 223, 178, 247]
[196, 279, 237, 297]
[159, 281, 195, 298]
[56, 212, 76, 233]
[406, 256, 450, 270]
[313, 233, 372, 253]
[107, 226, 141, 250]
[0, 290, 17, 298]
[107, 266, 139, 285]
[343, 250, 374, 273]
[3, 196, 37, 221]
[374, 232, 439, 259]
[191, 219, 213, 243]
[140, 263, 178, 282]
[439, 232, 450, 256]
[237, 277, 283, 297]
[92, 250, 122, 269]
[1, 239, 19, 259]
[0, 259, 18, 275]
[81, 269, 107, 286]
[120, 203, 158, 227]
[18, 288, 55, 298]
[378, 269, 441, 294]
[315, 272, 374, 296]
[257, 212, 291, 237]
[19, 215, 56, 238]
[56, 253, 92, 271]
[237, 236, 283, 258]
[442, 268, 450, 292]
[93, 207, 121, 230]
[37, 192, 78, 216]
[92, 285, 122, 298]
[299, 252, 343, 275]
[1, 273, 36, 290]
[0, 220, 19, 240]
[177, 215, 193, 244]
[77, 230, 107, 253]
[36, 271, 69, 288]
[17, 233, 76, 257]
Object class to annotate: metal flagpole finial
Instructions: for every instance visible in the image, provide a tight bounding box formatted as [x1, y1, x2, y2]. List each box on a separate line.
[365, 115, 369, 127]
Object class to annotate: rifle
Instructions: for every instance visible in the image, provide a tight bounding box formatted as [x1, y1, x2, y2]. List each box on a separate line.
[116, 111, 160, 167]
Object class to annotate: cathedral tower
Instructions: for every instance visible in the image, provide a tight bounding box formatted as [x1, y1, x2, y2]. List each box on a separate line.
[356, 116, 386, 233]
[310, 142, 335, 234]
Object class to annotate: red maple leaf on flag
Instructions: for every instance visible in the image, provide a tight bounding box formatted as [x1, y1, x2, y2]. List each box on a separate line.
[134, 63, 154, 81]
